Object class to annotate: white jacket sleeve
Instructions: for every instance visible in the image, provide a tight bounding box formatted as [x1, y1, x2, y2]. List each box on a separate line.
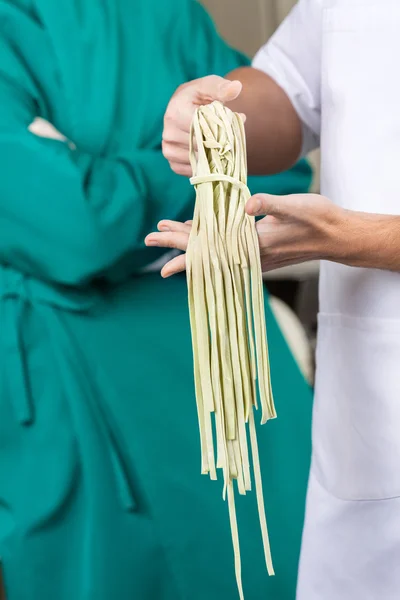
[253, 0, 323, 155]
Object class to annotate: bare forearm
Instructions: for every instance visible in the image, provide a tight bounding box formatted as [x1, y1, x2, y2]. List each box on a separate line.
[337, 211, 400, 272]
[225, 67, 302, 175]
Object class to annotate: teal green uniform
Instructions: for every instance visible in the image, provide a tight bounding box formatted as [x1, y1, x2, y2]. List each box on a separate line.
[0, 1, 312, 598]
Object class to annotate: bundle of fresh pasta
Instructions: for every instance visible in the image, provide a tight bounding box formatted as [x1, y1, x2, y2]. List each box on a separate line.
[187, 101, 277, 599]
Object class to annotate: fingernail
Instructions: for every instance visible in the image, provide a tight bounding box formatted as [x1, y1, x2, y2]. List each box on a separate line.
[146, 238, 157, 246]
[252, 198, 262, 213]
[219, 81, 234, 96]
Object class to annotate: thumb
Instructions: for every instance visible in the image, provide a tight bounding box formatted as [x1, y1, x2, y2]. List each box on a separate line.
[216, 79, 242, 103]
[246, 194, 290, 218]
[196, 75, 242, 103]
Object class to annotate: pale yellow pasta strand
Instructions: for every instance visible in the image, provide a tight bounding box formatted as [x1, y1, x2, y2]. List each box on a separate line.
[249, 408, 275, 576]
[228, 481, 244, 600]
[187, 101, 276, 598]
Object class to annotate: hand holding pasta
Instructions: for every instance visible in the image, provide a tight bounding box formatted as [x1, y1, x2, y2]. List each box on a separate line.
[148, 101, 276, 599]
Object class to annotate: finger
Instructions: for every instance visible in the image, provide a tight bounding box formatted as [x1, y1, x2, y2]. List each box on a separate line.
[164, 101, 196, 135]
[29, 118, 66, 141]
[170, 162, 193, 177]
[161, 142, 190, 165]
[157, 220, 192, 233]
[161, 254, 187, 278]
[162, 126, 198, 150]
[196, 76, 242, 104]
[246, 194, 289, 218]
[255, 215, 280, 229]
[220, 80, 242, 102]
[144, 231, 189, 252]
[164, 76, 242, 141]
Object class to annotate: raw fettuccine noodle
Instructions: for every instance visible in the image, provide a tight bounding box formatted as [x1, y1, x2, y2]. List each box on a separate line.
[187, 101, 277, 599]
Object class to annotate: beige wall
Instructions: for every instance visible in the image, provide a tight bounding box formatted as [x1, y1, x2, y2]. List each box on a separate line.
[201, 0, 320, 191]
[201, 0, 297, 57]
[274, 0, 297, 23]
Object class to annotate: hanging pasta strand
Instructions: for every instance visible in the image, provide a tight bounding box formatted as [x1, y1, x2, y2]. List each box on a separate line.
[187, 101, 276, 599]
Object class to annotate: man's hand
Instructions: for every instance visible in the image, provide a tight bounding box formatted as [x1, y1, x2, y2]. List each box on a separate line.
[162, 75, 242, 177]
[163, 68, 303, 176]
[246, 193, 344, 271]
[145, 193, 348, 277]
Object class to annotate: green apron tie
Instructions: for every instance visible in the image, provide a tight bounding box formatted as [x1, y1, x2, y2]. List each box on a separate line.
[0, 265, 137, 512]
[1, 272, 33, 426]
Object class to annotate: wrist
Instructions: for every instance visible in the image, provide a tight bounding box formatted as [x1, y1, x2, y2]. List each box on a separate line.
[324, 208, 367, 266]
[317, 204, 350, 263]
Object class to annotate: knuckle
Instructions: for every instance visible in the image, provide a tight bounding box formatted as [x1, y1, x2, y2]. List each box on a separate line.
[176, 81, 188, 94]
[162, 127, 172, 143]
[207, 74, 221, 86]
[162, 141, 172, 160]
[172, 163, 186, 176]
[164, 108, 176, 125]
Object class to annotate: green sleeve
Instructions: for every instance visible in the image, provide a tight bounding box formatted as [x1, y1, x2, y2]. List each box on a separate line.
[0, 76, 194, 286]
[0, 0, 312, 289]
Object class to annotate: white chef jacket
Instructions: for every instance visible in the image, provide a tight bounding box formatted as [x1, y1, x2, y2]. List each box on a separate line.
[253, 2, 400, 599]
